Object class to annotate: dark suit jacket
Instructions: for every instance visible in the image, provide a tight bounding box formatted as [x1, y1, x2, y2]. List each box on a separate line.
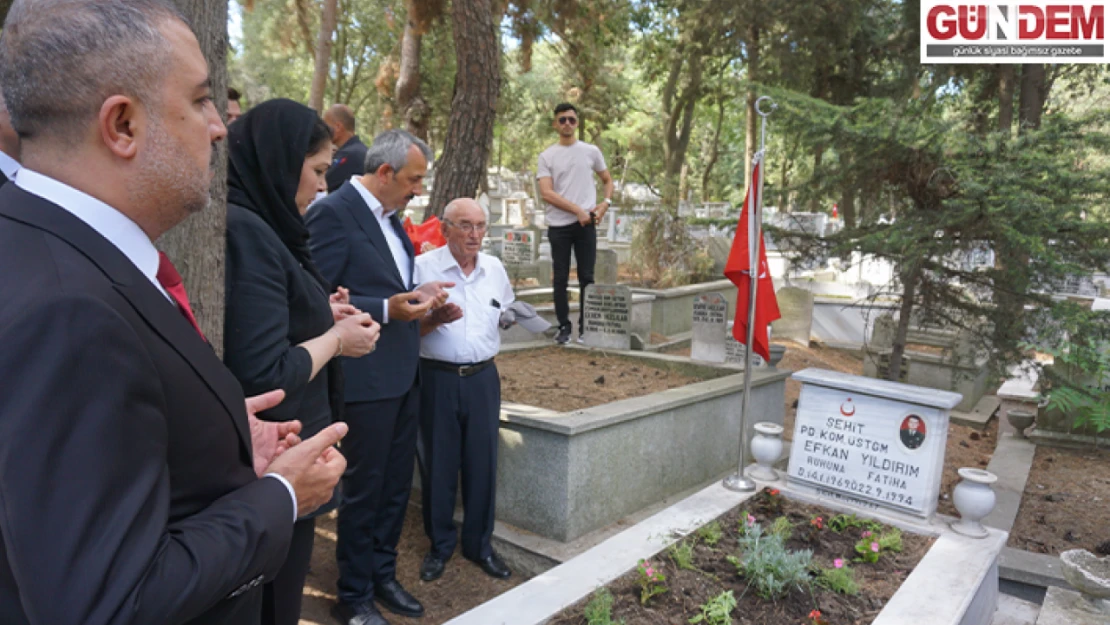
[0, 185, 294, 625]
[325, 135, 368, 193]
[0, 170, 8, 186]
[306, 181, 420, 403]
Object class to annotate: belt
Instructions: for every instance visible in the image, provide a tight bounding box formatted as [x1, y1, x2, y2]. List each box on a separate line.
[421, 358, 494, 378]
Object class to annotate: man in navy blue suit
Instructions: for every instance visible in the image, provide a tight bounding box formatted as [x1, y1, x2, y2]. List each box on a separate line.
[307, 129, 449, 625]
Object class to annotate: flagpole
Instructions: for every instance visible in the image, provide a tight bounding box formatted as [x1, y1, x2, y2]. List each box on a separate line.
[723, 96, 776, 493]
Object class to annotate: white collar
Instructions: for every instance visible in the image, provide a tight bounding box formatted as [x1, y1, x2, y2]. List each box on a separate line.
[14, 168, 161, 292]
[428, 244, 482, 277]
[349, 176, 395, 221]
[0, 150, 19, 179]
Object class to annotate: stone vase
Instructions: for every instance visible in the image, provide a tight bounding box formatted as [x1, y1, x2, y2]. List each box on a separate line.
[1006, 409, 1035, 438]
[749, 422, 784, 481]
[768, 344, 786, 368]
[950, 468, 998, 538]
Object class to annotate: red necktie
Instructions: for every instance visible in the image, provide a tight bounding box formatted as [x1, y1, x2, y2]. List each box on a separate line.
[157, 251, 206, 340]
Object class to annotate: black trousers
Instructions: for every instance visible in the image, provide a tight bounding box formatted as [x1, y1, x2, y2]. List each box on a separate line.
[416, 362, 501, 561]
[549, 222, 597, 331]
[261, 517, 315, 625]
[335, 387, 420, 604]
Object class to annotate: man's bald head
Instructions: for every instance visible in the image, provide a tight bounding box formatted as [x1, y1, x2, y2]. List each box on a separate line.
[443, 198, 484, 223]
[323, 103, 356, 145]
[441, 198, 487, 265]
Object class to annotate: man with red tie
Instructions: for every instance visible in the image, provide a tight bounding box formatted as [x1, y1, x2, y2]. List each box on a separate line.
[0, 2, 348, 624]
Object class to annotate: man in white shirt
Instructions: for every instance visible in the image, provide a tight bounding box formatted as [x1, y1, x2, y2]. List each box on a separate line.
[0, 90, 19, 183]
[414, 198, 515, 583]
[537, 102, 614, 344]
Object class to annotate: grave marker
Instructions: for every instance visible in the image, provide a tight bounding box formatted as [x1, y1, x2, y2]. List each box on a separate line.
[724, 321, 764, 367]
[691, 292, 728, 362]
[771, 287, 814, 347]
[502, 230, 537, 265]
[582, 284, 632, 350]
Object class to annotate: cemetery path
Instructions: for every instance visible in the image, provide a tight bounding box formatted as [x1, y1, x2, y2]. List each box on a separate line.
[775, 341, 998, 518]
[299, 506, 526, 625]
[1008, 446, 1110, 556]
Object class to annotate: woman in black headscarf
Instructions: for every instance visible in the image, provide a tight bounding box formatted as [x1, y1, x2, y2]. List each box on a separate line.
[223, 99, 380, 625]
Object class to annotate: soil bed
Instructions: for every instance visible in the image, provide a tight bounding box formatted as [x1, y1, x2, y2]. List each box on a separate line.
[1008, 445, 1110, 556]
[550, 488, 934, 625]
[498, 347, 723, 412]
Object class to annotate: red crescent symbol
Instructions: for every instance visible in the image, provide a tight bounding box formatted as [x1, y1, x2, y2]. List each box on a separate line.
[840, 400, 855, 417]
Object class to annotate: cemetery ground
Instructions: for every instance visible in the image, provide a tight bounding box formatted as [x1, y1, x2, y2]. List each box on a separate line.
[549, 488, 935, 625]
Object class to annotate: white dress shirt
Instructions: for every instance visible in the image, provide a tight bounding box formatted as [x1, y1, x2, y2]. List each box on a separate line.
[350, 176, 412, 324]
[14, 168, 299, 520]
[415, 246, 514, 364]
[0, 150, 19, 180]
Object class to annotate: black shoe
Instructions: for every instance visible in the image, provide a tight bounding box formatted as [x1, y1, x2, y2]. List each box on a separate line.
[555, 324, 572, 345]
[420, 553, 447, 582]
[374, 579, 425, 618]
[331, 600, 390, 625]
[468, 552, 512, 579]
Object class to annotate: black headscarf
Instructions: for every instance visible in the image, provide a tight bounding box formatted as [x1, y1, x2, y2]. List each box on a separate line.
[228, 98, 329, 287]
[226, 98, 345, 421]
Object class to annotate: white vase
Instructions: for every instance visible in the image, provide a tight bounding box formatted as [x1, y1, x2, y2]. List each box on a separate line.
[950, 468, 998, 538]
[749, 422, 784, 481]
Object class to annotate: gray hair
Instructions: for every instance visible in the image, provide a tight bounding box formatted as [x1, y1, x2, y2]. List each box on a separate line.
[0, 0, 187, 142]
[364, 129, 433, 175]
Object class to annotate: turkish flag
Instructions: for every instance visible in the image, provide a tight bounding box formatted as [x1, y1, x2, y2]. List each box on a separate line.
[724, 161, 780, 361]
[402, 216, 447, 254]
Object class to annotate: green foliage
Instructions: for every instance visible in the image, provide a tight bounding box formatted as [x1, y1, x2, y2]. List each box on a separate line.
[878, 528, 903, 553]
[1032, 316, 1110, 435]
[635, 559, 668, 606]
[728, 522, 813, 600]
[668, 539, 698, 571]
[768, 516, 793, 541]
[688, 590, 738, 625]
[583, 588, 624, 625]
[696, 520, 724, 547]
[815, 564, 860, 595]
[854, 531, 882, 564]
[827, 513, 883, 534]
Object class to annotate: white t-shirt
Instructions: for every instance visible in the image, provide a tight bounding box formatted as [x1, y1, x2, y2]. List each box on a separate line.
[536, 140, 607, 227]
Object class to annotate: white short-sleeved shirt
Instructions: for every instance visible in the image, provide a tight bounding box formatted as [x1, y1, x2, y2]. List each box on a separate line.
[536, 140, 607, 227]
[414, 246, 515, 364]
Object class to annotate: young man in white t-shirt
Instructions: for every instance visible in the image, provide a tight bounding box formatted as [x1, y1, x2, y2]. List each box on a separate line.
[536, 103, 614, 344]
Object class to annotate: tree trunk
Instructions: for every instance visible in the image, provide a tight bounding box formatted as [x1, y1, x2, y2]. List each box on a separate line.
[839, 154, 856, 228]
[1018, 64, 1046, 133]
[308, 0, 338, 113]
[395, 0, 429, 141]
[162, 0, 229, 354]
[701, 98, 725, 202]
[887, 267, 920, 382]
[998, 65, 1015, 134]
[424, 0, 500, 219]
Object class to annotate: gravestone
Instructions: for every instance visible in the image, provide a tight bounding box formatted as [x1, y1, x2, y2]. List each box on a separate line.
[502, 230, 537, 265]
[771, 287, 814, 347]
[691, 292, 728, 362]
[582, 284, 632, 350]
[787, 368, 963, 520]
[595, 249, 619, 285]
[724, 321, 765, 367]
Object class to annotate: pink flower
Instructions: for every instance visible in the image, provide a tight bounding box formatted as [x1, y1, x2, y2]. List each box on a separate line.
[862, 530, 872, 538]
[645, 567, 654, 577]
[833, 558, 844, 569]
[871, 542, 880, 552]
[746, 514, 756, 526]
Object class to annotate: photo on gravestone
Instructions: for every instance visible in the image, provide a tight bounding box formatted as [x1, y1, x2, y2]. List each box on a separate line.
[785, 369, 962, 519]
[582, 284, 632, 350]
[502, 230, 537, 265]
[690, 292, 728, 363]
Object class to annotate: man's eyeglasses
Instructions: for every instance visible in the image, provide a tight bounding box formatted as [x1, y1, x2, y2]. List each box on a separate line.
[557, 116, 578, 125]
[444, 219, 488, 234]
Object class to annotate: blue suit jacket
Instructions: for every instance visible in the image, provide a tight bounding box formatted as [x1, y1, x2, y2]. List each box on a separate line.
[306, 181, 420, 403]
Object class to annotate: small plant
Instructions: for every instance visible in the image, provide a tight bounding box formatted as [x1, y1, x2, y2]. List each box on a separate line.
[583, 588, 624, 625]
[808, 609, 829, 625]
[854, 531, 882, 564]
[688, 590, 738, 625]
[878, 528, 903, 552]
[828, 513, 883, 534]
[810, 515, 825, 531]
[697, 520, 724, 547]
[668, 539, 698, 571]
[738, 509, 757, 535]
[815, 560, 860, 595]
[763, 487, 784, 514]
[728, 521, 813, 599]
[635, 559, 668, 605]
[768, 516, 794, 541]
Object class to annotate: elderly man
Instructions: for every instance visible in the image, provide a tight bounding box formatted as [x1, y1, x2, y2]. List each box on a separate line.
[323, 103, 368, 193]
[0, 1, 348, 625]
[0, 90, 19, 183]
[308, 129, 451, 625]
[414, 198, 514, 583]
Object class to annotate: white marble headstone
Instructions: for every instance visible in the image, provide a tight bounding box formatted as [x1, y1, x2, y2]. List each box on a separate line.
[582, 284, 632, 350]
[691, 292, 728, 363]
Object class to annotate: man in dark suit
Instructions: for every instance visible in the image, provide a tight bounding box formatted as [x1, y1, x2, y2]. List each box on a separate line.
[308, 129, 448, 625]
[0, 90, 18, 184]
[0, 2, 348, 624]
[324, 103, 369, 193]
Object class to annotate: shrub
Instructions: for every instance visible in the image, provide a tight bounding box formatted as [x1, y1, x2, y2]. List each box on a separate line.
[688, 590, 738, 625]
[727, 522, 813, 599]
